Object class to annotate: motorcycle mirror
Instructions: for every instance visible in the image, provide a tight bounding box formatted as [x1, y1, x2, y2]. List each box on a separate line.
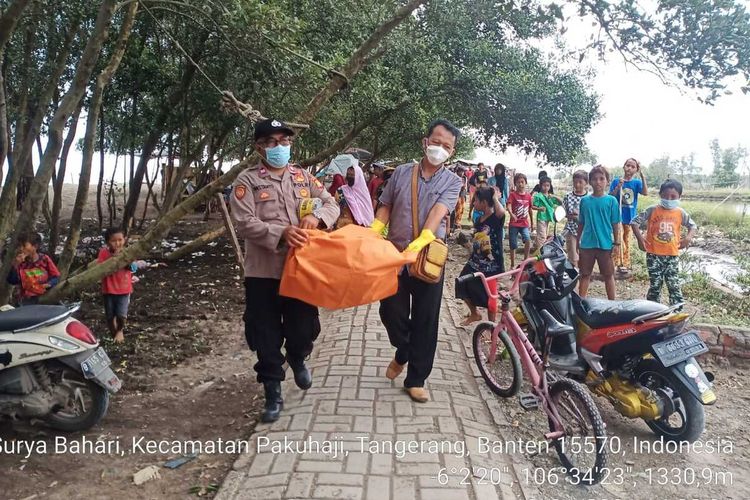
[553, 205, 566, 223]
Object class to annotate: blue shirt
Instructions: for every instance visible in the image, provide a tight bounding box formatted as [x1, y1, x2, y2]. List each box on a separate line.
[487, 175, 510, 205]
[609, 177, 643, 224]
[578, 194, 621, 250]
[380, 162, 462, 251]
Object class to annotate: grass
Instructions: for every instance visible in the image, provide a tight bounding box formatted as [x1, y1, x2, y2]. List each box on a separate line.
[682, 272, 750, 326]
[635, 194, 750, 241]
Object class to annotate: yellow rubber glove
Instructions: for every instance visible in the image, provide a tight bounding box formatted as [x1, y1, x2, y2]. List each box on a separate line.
[370, 219, 386, 234]
[404, 229, 436, 253]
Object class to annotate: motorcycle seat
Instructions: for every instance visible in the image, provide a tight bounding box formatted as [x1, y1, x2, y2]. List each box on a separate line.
[575, 298, 668, 329]
[0, 305, 71, 332]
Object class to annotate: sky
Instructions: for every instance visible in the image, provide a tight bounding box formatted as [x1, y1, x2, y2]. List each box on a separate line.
[474, 57, 750, 178]
[474, 10, 750, 178]
[32, 6, 750, 184]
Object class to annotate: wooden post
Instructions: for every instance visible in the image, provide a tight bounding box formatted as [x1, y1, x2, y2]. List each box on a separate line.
[216, 192, 244, 278]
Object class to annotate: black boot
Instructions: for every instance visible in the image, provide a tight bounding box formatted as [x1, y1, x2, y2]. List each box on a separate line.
[261, 381, 283, 423]
[288, 360, 312, 390]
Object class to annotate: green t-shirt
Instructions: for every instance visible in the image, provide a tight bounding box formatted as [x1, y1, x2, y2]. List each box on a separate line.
[532, 192, 560, 222]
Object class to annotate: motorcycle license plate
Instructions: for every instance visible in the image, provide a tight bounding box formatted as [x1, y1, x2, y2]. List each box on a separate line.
[80, 347, 112, 379]
[652, 332, 708, 367]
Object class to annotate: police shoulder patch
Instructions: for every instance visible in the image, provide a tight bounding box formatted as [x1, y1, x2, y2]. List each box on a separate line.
[313, 178, 324, 189]
[235, 185, 247, 200]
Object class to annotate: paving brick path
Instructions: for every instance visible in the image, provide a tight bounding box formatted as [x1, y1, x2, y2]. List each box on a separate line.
[217, 292, 542, 499]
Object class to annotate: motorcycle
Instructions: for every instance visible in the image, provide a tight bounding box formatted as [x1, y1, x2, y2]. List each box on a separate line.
[515, 206, 715, 443]
[0, 303, 121, 431]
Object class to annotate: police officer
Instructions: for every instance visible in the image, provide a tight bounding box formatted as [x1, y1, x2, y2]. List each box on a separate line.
[230, 119, 339, 422]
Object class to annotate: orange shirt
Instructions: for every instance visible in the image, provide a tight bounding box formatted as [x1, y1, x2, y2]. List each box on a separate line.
[634, 205, 697, 256]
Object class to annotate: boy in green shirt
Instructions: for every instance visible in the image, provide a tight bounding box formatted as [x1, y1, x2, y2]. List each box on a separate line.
[531, 176, 562, 250]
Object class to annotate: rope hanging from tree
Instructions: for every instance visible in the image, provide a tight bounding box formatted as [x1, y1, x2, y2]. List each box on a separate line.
[141, 3, 309, 130]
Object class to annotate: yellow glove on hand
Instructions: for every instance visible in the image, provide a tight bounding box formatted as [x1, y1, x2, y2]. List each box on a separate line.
[370, 219, 386, 234]
[404, 229, 436, 253]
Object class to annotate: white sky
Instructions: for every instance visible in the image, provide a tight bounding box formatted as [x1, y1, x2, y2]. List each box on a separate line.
[475, 8, 750, 177]
[475, 57, 750, 177]
[35, 6, 750, 184]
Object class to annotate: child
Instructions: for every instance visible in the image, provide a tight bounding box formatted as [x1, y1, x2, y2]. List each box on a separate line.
[631, 180, 697, 308]
[507, 173, 532, 268]
[530, 176, 563, 250]
[455, 187, 506, 325]
[531, 170, 554, 227]
[609, 158, 648, 274]
[577, 165, 621, 300]
[468, 180, 489, 224]
[6, 232, 60, 305]
[562, 170, 589, 267]
[98, 227, 138, 343]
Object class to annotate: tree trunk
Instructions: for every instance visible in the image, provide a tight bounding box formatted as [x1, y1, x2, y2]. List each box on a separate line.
[57, 1, 138, 279]
[300, 116, 380, 167]
[49, 101, 84, 254]
[0, 69, 8, 181]
[96, 102, 105, 229]
[0, 0, 31, 54]
[0, 0, 32, 194]
[294, 0, 422, 125]
[120, 31, 208, 231]
[0, 19, 78, 244]
[41, 0, 419, 302]
[0, 0, 118, 303]
[164, 224, 225, 261]
[162, 133, 210, 213]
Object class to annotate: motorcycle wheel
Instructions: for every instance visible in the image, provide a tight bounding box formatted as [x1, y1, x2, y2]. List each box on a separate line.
[45, 362, 110, 432]
[548, 378, 608, 485]
[472, 322, 522, 397]
[634, 358, 705, 443]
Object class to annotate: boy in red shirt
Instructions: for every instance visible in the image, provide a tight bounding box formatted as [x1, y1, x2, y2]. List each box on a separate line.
[98, 228, 138, 343]
[506, 173, 532, 268]
[7, 232, 60, 305]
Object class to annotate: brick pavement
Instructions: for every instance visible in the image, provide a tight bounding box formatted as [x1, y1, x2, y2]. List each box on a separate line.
[217, 291, 541, 499]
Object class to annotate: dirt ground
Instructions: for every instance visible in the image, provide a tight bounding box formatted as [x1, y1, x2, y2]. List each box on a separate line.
[446, 240, 750, 500]
[0, 219, 263, 500]
[2, 204, 749, 499]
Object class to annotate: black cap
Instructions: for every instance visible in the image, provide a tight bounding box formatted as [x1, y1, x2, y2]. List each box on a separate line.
[253, 119, 295, 141]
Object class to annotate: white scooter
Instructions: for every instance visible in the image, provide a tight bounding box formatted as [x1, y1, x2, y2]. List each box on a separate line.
[0, 303, 121, 431]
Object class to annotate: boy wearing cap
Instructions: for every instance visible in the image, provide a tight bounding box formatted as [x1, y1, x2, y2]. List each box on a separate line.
[230, 118, 340, 423]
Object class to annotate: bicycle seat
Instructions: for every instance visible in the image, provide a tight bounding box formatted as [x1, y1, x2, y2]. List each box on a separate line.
[574, 297, 668, 329]
[540, 309, 575, 338]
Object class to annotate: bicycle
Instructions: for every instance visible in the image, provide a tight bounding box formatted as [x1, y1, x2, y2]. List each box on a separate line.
[458, 253, 608, 485]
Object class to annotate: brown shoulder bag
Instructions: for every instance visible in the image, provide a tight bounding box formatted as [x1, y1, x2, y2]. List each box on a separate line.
[408, 164, 448, 283]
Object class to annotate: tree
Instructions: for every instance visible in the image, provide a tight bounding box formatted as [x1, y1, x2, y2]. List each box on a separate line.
[710, 138, 744, 188]
[643, 155, 673, 187]
[674, 153, 701, 185]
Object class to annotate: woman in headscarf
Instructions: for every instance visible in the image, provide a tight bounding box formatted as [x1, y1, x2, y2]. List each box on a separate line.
[335, 165, 375, 229]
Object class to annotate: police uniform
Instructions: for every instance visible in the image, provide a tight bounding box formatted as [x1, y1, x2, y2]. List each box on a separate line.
[230, 160, 339, 383]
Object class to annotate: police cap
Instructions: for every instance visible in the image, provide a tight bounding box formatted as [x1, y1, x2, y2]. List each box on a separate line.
[253, 119, 296, 141]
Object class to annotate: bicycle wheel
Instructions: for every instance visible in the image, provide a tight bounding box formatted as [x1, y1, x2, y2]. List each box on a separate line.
[472, 322, 522, 397]
[547, 378, 607, 485]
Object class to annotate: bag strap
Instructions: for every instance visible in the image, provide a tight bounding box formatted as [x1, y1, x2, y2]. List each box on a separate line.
[410, 162, 450, 241]
[411, 163, 420, 239]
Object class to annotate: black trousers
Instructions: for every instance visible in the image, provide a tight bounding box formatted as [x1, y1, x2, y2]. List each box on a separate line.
[244, 278, 320, 383]
[379, 273, 444, 388]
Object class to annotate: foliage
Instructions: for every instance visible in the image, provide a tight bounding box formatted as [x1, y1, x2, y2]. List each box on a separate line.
[642, 155, 673, 187]
[710, 138, 746, 188]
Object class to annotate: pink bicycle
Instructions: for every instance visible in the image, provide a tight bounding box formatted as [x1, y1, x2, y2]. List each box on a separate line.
[458, 254, 607, 484]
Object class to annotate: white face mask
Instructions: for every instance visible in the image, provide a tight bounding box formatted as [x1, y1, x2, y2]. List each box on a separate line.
[425, 144, 450, 166]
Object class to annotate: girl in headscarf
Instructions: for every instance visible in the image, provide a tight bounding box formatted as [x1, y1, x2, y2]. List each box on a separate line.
[335, 165, 375, 228]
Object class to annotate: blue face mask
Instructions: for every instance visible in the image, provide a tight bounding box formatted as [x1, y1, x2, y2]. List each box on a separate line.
[660, 198, 680, 210]
[264, 144, 291, 168]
